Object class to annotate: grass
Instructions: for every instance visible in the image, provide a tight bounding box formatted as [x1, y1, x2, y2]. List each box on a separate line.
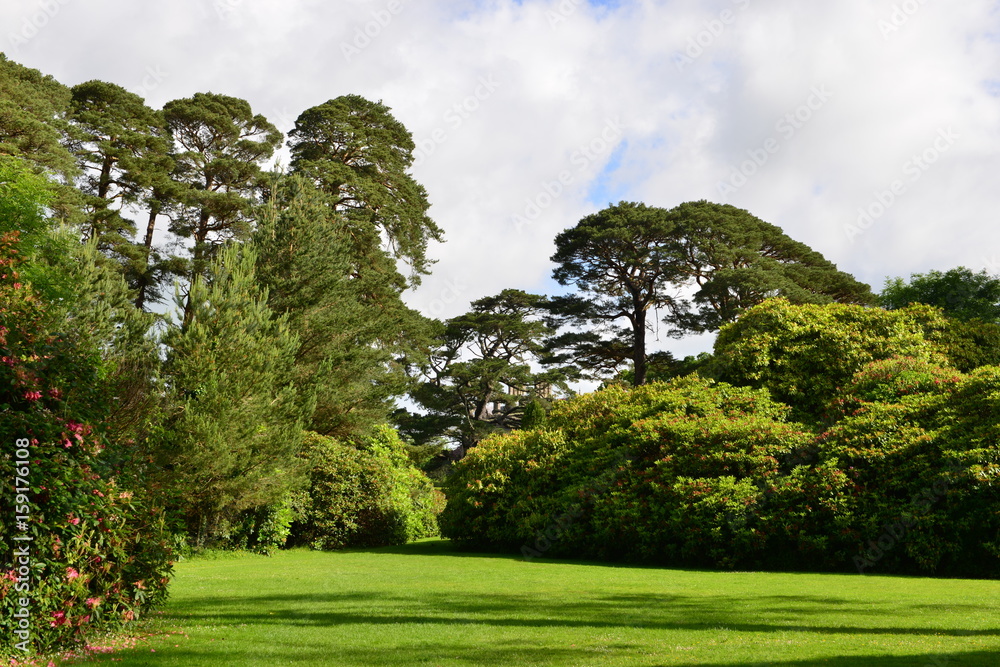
[61, 539, 998, 666]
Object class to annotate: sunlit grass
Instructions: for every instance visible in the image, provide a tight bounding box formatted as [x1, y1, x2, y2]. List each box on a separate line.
[62, 539, 999, 666]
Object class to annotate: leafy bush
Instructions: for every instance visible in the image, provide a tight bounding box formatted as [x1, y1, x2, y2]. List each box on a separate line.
[715, 298, 952, 423]
[828, 355, 963, 419]
[292, 427, 443, 550]
[1, 233, 173, 657]
[444, 369, 1000, 577]
[213, 494, 301, 556]
[443, 376, 836, 569]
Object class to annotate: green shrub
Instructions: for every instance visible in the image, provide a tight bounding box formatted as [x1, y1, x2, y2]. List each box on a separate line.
[443, 376, 831, 569]
[444, 369, 1000, 576]
[828, 355, 963, 419]
[292, 427, 442, 550]
[215, 494, 301, 555]
[715, 298, 951, 423]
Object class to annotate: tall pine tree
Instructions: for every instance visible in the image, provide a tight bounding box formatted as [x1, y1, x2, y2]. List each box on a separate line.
[161, 241, 306, 546]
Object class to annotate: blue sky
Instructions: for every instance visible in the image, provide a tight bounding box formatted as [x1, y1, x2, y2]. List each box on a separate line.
[4, 0, 1000, 362]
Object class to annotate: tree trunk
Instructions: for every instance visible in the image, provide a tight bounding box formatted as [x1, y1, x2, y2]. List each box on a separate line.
[632, 308, 647, 386]
[134, 203, 160, 309]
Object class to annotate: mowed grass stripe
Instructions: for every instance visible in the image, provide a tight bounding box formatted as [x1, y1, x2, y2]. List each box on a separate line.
[69, 539, 1000, 666]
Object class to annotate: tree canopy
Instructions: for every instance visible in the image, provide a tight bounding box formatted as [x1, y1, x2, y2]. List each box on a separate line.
[548, 200, 874, 386]
[880, 266, 1000, 323]
[288, 95, 442, 283]
[668, 200, 876, 332]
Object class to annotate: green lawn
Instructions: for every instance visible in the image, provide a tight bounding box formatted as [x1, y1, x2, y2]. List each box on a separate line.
[66, 539, 998, 666]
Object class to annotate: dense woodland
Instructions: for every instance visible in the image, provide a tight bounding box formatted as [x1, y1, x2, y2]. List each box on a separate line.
[2, 52, 1000, 655]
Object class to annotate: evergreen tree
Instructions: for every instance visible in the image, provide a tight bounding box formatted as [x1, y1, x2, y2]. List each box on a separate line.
[548, 201, 875, 385]
[406, 290, 569, 451]
[288, 95, 442, 284]
[68, 80, 174, 293]
[160, 242, 306, 546]
[254, 173, 434, 440]
[549, 202, 683, 386]
[667, 200, 876, 332]
[164, 93, 281, 286]
[0, 54, 81, 223]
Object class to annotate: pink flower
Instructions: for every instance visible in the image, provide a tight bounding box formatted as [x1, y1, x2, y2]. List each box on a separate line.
[50, 610, 66, 627]
[68, 516, 81, 525]
[66, 567, 79, 580]
[24, 390, 42, 401]
[85, 597, 101, 608]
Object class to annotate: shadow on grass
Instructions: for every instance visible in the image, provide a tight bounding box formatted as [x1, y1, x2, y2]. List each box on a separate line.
[158, 588, 999, 638]
[77, 543, 998, 666]
[77, 642, 1000, 666]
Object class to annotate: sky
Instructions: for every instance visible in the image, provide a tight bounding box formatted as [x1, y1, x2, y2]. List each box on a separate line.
[4, 0, 1000, 360]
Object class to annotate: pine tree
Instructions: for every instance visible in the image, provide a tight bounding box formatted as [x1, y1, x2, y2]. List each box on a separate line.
[161, 241, 306, 546]
[254, 174, 432, 440]
[68, 80, 174, 298]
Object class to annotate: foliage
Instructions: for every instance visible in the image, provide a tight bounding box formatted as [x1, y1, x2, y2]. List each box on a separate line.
[548, 201, 683, 386]
[0, 233, 172, 657]
[442, 376, 830, 569]
[288, 95, 443, 283]
[880, 266, 1000, 322]
[0, 54, 81, 223]
[68, 80, 174, 299]
[520, 400, 547, 430]
[254, 173, 430, 440]
[668, 200, 875, 332]
[827, 355, 963, 417]
[924, 315, 1000, 372]
[164, 92, 282, 283]
[291, 428, 442, 550]
[813, 360, 1000, 577]
[0, 156, 76, 301]
[406, 289, 571, 451]
[548, 201, 873, 386]
[159, 242, 307, 547]
[443, 365, 1000, 576]
[714, 297, 951, 423]
[212, 494, 301, 556]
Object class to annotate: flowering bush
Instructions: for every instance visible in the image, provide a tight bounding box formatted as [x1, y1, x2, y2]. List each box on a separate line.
[1, 233, 173, 657]
[443, 376, 837, 569]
